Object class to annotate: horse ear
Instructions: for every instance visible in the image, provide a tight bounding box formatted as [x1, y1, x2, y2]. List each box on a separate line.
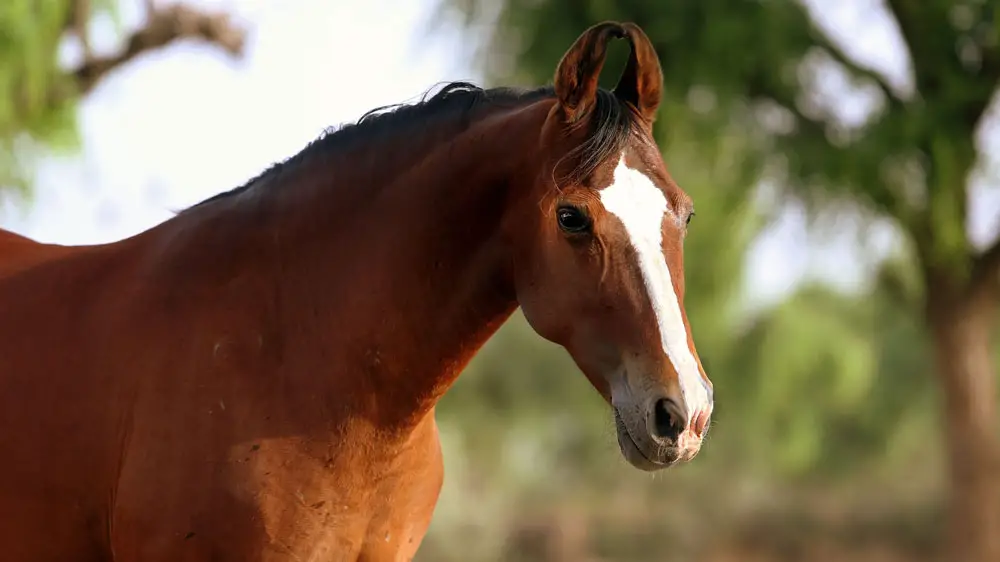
[553, 22, 627, 123]
[612, 23, 663, 123]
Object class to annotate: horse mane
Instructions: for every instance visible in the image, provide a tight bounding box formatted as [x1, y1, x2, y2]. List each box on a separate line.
[186, 81, 639, 210]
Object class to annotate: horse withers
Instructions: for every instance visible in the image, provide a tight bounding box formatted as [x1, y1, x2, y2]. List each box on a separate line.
[0, 21, 713, 562]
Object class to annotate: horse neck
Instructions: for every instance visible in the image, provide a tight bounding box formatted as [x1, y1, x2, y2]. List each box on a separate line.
[256, 100, 553, 430]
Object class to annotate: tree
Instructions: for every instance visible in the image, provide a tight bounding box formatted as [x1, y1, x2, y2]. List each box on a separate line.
[439, 1, 1000, 560]
[0, 0, 246, 198]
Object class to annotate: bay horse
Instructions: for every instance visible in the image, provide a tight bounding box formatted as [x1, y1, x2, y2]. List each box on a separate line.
[0, 21, 713, 561]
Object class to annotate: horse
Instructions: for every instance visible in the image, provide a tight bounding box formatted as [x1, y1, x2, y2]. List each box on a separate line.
[0, 21, 714, 561]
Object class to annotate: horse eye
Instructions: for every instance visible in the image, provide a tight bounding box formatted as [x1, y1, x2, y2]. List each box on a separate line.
[686, 211, 695, 226]
[556, 206, 591, 234]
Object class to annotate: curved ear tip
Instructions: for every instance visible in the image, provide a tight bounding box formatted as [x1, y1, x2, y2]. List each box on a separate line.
[590, 20, 626, 36]
[594, 21, 652, 44]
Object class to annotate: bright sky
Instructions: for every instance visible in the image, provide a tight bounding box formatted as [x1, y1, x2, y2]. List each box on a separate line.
[0, 0, 996, 308]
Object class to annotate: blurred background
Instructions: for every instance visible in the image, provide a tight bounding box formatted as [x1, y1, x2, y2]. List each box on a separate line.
[2, 1, 1000, 561]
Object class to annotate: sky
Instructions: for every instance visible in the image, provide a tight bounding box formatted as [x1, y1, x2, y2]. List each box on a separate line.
[0, 0, 997, 309]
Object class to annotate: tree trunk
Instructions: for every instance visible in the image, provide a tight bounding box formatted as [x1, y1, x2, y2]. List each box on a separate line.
[927, 285, 1000, 562]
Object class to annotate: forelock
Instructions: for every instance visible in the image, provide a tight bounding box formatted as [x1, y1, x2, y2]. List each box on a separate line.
[563, 89, 643, 184]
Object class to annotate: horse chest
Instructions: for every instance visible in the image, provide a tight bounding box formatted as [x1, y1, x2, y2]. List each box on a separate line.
[245, 418, 445, 561]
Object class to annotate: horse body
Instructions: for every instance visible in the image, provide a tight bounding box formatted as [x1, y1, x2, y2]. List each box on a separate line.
[0, 94, 539, 561]
[0, 22, 715, 561]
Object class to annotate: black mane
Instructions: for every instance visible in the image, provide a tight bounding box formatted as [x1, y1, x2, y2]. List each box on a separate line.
[187, 81, 638, 210]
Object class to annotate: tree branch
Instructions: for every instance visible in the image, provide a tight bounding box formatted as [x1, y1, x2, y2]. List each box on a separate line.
[884, 0, 948, 95]
[808, 24, 904, 111]
[745, 70, 912, 226]
[886, 0, 998, 132]
[72, 4, 247, 95]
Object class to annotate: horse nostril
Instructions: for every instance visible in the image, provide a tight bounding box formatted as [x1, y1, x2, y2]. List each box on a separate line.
[651, 398, 686, 444]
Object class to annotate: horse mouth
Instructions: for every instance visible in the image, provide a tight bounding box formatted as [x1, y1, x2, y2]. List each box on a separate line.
[613, 407, 675, 471]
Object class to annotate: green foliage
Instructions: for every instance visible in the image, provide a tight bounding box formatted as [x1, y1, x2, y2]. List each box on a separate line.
[0, 0, 116, 196]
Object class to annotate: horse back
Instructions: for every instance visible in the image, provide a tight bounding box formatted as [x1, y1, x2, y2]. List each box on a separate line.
[0, 228, 77, 278]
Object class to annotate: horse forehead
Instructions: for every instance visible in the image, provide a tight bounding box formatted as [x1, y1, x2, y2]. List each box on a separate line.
[597, 157, 673, 229]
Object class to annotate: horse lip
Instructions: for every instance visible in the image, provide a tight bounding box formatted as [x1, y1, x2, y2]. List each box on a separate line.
[613, 407, 672, 467]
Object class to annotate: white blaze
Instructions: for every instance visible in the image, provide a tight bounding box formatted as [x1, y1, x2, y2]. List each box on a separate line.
[598, 155, 712, 419]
